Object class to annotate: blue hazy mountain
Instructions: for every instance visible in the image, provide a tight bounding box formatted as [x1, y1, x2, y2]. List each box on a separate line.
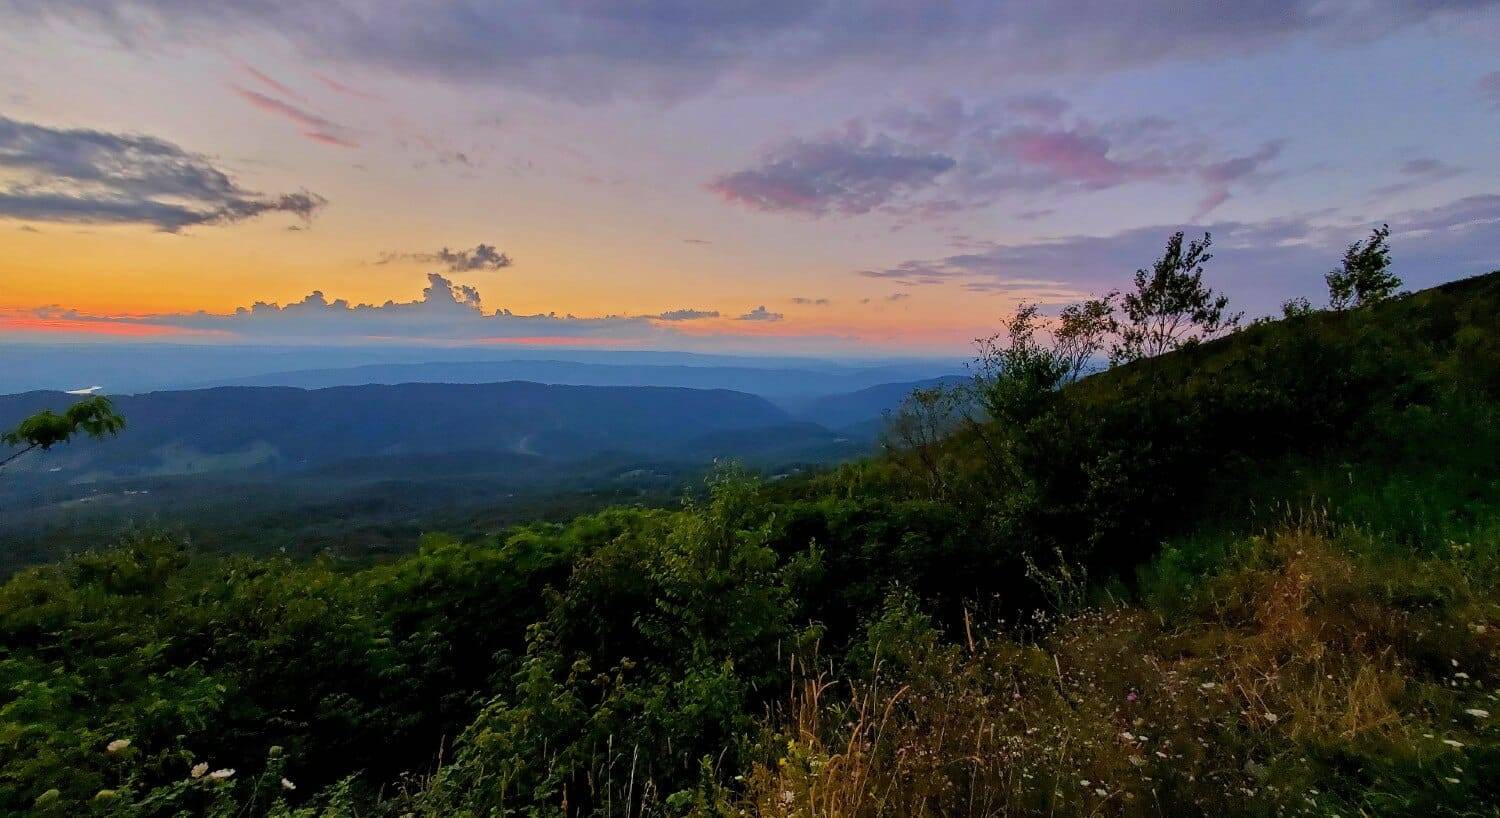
[793, 375, 971, 430]
[0, 382, 812, 479]
[0, 344, 963, 398]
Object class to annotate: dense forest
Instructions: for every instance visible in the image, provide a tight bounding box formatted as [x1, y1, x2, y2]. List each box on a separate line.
[2, 233, 1498, 816]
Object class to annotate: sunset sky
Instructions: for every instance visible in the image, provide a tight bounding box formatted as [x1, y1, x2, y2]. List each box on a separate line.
[2, 1, 1498, 355]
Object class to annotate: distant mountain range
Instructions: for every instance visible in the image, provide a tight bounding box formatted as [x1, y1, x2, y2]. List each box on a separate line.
[0, 375, 959, 483]
[0, 344, 962, 398]
[186, 360, 962, 405]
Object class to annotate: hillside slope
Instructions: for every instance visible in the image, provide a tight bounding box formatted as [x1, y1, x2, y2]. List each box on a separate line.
[1, 272, 1496, 817]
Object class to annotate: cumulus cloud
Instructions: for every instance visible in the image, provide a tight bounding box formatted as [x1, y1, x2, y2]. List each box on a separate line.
[0, 114, 326, 230]
[6, 273, 677, 343]
[858, 192, 1500, 312]
[737, 305, 784, 321]
[713, 97, 1286, 218]
[6, 1, 1490, 101]
[655, 308, 720, 321]
[378, 243, 513, 272]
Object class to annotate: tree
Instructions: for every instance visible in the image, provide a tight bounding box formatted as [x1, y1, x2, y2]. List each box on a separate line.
[886, 383, 969, 498]
[1326, 224, 1399, 310]
[1111, 232, 1241, 365]
[1054, 295, 1118, 383]
[974, 302, 1070, 427]
[0, 396, 125, 471]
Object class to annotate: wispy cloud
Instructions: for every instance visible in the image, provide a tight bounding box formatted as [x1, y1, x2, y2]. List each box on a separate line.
[378, 243, 513, 272]
[232, 86, 358, 148]
[315, 72, 379, 101]
[858, 192, 1500, 311]
[790, 297, 831, 306]
[712, 97, 1286, 219]
[708, 123, 955, 217]
[11, 1, 1491, 102]
[1482, 72, 1500, 108]
[0, 114, 325, 231]
[241, 64, 305, 102]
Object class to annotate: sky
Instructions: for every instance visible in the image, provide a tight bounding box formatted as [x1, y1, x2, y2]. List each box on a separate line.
[1, 1, 1498, 356]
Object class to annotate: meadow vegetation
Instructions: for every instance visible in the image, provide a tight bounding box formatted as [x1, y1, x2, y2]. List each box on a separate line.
[2, 230, 1497, 816]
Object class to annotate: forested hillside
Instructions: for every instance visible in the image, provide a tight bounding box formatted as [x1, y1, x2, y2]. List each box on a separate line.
[2, 261, 1497, 816]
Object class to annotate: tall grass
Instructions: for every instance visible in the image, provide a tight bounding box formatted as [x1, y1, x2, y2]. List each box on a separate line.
[744, 523, 1499, 817]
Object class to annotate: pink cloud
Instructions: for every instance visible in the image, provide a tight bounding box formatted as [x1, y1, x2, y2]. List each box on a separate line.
[232, 86, 358, 148]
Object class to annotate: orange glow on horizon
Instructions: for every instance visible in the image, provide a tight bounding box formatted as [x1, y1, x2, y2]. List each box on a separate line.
[0, 314, 224, 338]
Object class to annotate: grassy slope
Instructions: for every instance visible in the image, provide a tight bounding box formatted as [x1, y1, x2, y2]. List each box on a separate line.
[0, 272, 1497, 817]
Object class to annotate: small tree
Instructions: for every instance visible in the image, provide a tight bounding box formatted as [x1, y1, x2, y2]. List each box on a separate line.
[1326, 224, 1399, 310]
[1054, 295, 1117, 383]
[1, 396, 125, 471]
[1111, 232, 1240, 365]
[974, 303, 1070, 427]
[885, 383, 968, 499]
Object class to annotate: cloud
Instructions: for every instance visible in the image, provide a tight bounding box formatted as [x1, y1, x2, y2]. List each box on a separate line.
[1370, 156, 1463, 197]
[0, 114, 326, 231]
[6, 273, 661, 343]
[232, 86, 358, 147]
[714, 97, 1287, 219]
[1482, 72, 1500, 108]
[241, 63, 305, 102]
[887, 292, 909, 301]
[1194, 140, 1285, 215]
[8, 2, 1492, 101]
[790, 297, 831, 305]
[857, 192, 1500, 312]
[379, 243, 513, 272]
[656, 308, 720, 321]
[315, 72, 379, 101]
[707, 124, 955, 216]
[737, 305, 784, 322]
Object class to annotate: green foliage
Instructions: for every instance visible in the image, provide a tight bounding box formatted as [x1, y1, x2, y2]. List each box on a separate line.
[1327, 223, 1401, 310]
[2, 257, 1499, 814]
[1112, 231, 1240, 364]
[1, 395, 125, 469]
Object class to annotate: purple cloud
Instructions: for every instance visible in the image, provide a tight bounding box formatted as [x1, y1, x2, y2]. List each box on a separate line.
[716, 97, 1286, 219]
[11, 1, 1491, 101]
[0, 114, 325, 231]
[378, 243, 513, 272]
[858, 192, 1500, 312]
[707, 125, 955, 216]
[1482, 72, 1500, 108]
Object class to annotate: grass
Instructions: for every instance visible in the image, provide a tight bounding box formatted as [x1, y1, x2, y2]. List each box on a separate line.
[743, 518, 1500, 817]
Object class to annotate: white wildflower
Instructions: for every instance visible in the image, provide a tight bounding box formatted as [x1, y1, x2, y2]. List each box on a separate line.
[1443, 739, 1465, 749]
[1464, 708, 1489, 719]
[105, 738, 131, 755]
[281, 777, 296, 791]
[190, 763, 209, 779]
[208, 768, 236, 781]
